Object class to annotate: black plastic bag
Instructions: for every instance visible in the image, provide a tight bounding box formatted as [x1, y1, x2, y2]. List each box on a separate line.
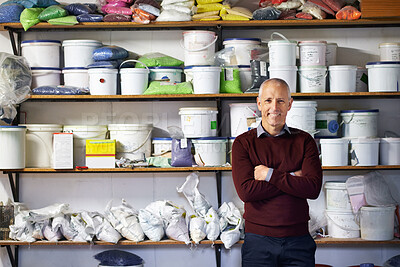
[94, 250, 144, 266]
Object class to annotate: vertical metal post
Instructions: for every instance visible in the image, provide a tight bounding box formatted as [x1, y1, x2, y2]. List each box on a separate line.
[7, 29, 18, 56]
[5, 246, 17, 267]
[216, 171, 222, 208]
[214, 244, 222, 267]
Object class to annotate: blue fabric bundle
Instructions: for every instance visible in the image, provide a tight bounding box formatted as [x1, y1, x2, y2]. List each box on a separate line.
[92, 46, 129, 61]
[64, 3, 93, 15]
[77, 13, 103, 22]
[2, 0, 59, 8]
[0, 3, 25, 22]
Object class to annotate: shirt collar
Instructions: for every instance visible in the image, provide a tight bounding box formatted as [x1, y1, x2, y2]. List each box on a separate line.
[257, 122, 291, 138]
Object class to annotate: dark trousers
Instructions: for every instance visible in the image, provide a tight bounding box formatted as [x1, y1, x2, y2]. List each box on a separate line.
[241, 232, 316, 267]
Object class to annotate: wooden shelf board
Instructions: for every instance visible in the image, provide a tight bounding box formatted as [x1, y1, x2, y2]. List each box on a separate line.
[2, 18, 400, 31]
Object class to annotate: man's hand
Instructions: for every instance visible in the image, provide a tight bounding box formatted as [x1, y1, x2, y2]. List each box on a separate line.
[294, 170, 302, 176]
[254, 165, 270, 181]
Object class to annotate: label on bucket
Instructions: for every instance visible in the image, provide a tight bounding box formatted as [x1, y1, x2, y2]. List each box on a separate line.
[260, 62, 267, 76]
[211, 121, 217, 130]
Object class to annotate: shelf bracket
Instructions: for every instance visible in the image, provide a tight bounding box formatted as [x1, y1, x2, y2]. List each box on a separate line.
[7, 29, 19, 56]
[214, 244, 221, 267]
[7, 173, 19, 202]
[2, 245, 17, 267]
[215, 171, 222, 208]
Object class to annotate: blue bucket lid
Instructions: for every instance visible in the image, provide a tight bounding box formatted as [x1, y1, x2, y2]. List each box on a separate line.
[22, 40, 61, 44]
[341, 109, 379, 113]
[31, 67, 62, 71]
[224, 38, 261, 42]
[328, 120, 339, 133]
[0, 125, 26, 128]
[228, 137, 236, 140]
[366, 61, 400, 65]
[184, 65, 214, 69]
[63, 67, 87, 70]
[149, 66, 183, 70]
[152, 137, 172, 140]
[194, 137, 227, 140]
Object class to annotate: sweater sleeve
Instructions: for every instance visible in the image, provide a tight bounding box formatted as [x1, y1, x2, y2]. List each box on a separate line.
[268, 134, 323, 200]
[232, 136, 284, 202]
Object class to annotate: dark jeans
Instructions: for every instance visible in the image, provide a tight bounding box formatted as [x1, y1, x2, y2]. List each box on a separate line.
[241, 232, 316, 267]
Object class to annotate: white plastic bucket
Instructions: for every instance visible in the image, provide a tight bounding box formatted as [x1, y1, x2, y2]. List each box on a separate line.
[182, 31, 217, 66]
[268, 65, 298, 93]
[268, 32, 297, 67]
[298, 66, 327, 93]
[286, 101, 318, 133]
[326, 43, 338, 66]
[356, 67, 368, 92]
[223, 38, 261, 66]
[238, 65, 252, 91]
[149, 67, 182, 83]
[360, 205, 396, 241]
[315, 111, 339, 137]
[320, 138, 349, 166]
[329, 65, 357, 92]
[120, 60, 149, 95]
[299, 40, 327, 66]
[350, 138, 380, 166]
[88, 68, 118, 95]
[366, 61, 400, 92]
[379, 43, 400, 61]
[62, 67, 89, 88]
[325, 210, 360, 238]
[31, 67, 61, 88]
[63, 125, 108, 167]
[380, 137, 400, 165]
[108, 124, 153, 161]
[21, 40, 61, 68]
[184, 66, 194, 82]
[229, 103, 260, 137]
[0, 126, 26, 169]
[62, 40, 102, 68]
[340, 109, 379, 138]
[152, 138, 172, 157]
[192, 66, 221, 94]
[192, 137, 227, 166]
[179, 107, 218, 138]
[324, 181, 352, 211]
[19, 124, 63, 168]
[228, 137, 235, 163]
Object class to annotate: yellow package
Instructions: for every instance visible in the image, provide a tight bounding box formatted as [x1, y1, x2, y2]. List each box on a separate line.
[196, 0, 222, 4]
[196, 3, 230, 13]
[219, 7, 228, 15]
[199, 15, 221, 21]
[227, 7, 253, 19]
[192, 10, 219, 19]
[220, 13, 249, 21]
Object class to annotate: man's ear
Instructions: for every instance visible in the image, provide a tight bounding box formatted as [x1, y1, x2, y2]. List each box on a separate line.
[257, 97, 262, 112]
[288, 98, 293, 111]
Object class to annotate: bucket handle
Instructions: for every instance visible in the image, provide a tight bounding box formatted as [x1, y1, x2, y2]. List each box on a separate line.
[180, 35, 218, 52]
[119, 59, 149, 71]
[340, 113, 355, 126]
[122, 130, 152, 153]
[28, 132, 53, 163]
[325, 211, 360, 231]
[270, 32, 290, 42]
[298, 70, 328, 82]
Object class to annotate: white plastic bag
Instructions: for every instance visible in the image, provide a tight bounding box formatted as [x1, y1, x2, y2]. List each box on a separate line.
[156, 9, 191, 21]
[205, 208, 220, 241]
[139, 208, 165, 241]
[189, 216, 207, 244]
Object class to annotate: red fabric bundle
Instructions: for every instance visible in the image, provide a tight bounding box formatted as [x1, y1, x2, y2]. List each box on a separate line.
[336, 6, 361, 20]
[296, 12, 313, 19]
[321, 0, 345, 12]
[308, 0, 335, 15]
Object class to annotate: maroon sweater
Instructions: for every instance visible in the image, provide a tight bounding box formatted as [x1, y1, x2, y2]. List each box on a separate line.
[232, 127, 322, 237]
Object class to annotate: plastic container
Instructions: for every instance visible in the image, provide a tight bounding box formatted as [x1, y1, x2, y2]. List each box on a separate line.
[149, 67, 182, 83]
[325, 210, 360, 238]
[356, 67, 368, 92]
[360, 205, 396, 241]
[192, 137, 227, 166]
[108, 124, 153, 161]
[19, 124, 63, 168]
[268, 65, 297, 93]
[0, 126, 26, 169]
[21, 40, 61, 68]
[184, 66, 194, 82]
[223, 38, 261, 66]
[238, 65, 252, 92]
[179, 107, 218, 138]
[324, 181, 352, 211]
[152, 137, 172, 157]
[329, 65, 357, 92]
[62, 67, 89, 88]
[379, 42, 400, 61]
[340, 109, 379, 138]
[350, 138, 380, 166]
[31, 67, 61, 88]
[191, 66, 221, 94]
[62, 39, 102, 68]
[380, 137, 400, 165]
[63, 125, 108, 167]
[120, 60, 150, 95]
[229, 103, 260, 137]
[298, 40, 327, 66]
[298, 66, 327, 93]
[182, 30, 217, 66]
[366, 61, 400, 92]
[315, 111, 339, 137]
[286, 101, 318, 133]
[326, 43, 338, 66]
[268, 32, 297, 67]
[320, 138, 349, 166]
[88, 68, 118, 95]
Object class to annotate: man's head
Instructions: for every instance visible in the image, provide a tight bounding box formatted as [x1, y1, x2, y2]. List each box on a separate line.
[257, 78, 293, 133]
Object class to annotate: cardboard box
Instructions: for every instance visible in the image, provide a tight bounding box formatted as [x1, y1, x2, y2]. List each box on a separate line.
[361, 0, 400, 18]
[53, 133, 73, 169]
[85, 139, 116, 168]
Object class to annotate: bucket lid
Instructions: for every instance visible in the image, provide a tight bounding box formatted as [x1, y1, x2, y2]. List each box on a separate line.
[21, 40, 61, 45]
[317, 110, 338, 115]
[349, 138, 380, 144]
[179, 107, 218, 115]
[324, 181, 346, 189]
[0, 125, 26, 130]
[223, 38, 261, 43]
[298, 65, 327, 70]
[340, 109, 379, 114]
[192, 137, 228, 143]
[149, 66, 183, 70]
[228, 137, 236, 140]
[183, 30, 215, 35]
[120, 68, 149, 74]
[379, 42, 400, 47]
[320, 138, 349, 144]
[268, 40, 297, 45]
[19, 124, 63, 131]
[366, 61, 400, 66]
[152, 137, 172, 141]
[191, 66, 221, 71]
[328, 65, 357, 70]
[291, 101, 318, 107]
[31, 67, 62, 71]
[360, 205, 396, 211]
[62, 40, 102, 46]
[380, 137, 400, 143]
[298, 40, 327, 45]
[63, 125, 107, 132]
[88, 68, 118, 74]
[327, 42, 338, 46]
[108, 124, 153, 130]
[63, 67, 87, 70]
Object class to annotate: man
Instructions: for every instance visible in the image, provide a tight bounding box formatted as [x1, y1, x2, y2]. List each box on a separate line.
[232, 78, 322, 267]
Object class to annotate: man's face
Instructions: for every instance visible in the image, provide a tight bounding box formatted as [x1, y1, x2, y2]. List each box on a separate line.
[257, 81, 293, 128]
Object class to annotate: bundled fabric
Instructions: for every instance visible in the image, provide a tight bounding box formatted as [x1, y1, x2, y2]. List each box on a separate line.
[64, 3, 94, 15]
[308, 0, 335, 16]
[143, 81, 193, 95]
[156, 9, 191, 21]
[76, 13, 103, 22]
[300, 1, 327, 19]
[37, 5, 68, 21]
[136, 52, 183, 68]
[170, 138, 194, 167]
[20, 7, 44, 31]
[335, 5, 361, 20]
[101, 1, 129, 14]
[0, 3, 25, 22]
[93, 46, 129, 61]
[87, 60, 121, 69]
[48, 15, 78, 25]
[2, 0, 59, 8]
[252, 6, 281, 20]
[94, 250, 144, 266]
[103, 13, 131, 21]
[132, 7, 156, 23]
[32, 85, 89, 95]
[104, 6, 132, 15]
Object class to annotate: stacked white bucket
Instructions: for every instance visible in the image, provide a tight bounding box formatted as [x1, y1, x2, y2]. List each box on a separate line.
[324, 181, 360, 238]
[286, 101, 318, 137]
[268, 32, 297, 93]
[21, 40, 62, 88]
[182, 30, 220, 94]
